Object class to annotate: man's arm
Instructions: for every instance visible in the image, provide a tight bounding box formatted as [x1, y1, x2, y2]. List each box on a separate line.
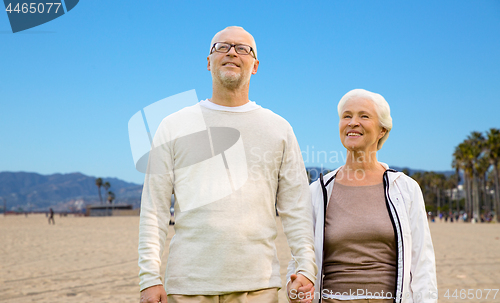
[276, 126, 317, 285]
[138, 122, 174, 293]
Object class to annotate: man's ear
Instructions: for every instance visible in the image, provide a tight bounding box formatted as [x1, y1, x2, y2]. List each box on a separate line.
[252, 59, 259, 75]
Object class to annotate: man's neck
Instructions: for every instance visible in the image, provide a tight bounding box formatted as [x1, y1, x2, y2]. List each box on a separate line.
[210, 82, 250, 107]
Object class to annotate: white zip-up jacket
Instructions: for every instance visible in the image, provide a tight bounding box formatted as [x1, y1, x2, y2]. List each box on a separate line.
[287, 164, 437, 303]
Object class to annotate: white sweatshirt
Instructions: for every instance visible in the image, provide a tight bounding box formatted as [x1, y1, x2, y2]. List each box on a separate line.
[138, 101, 317, 295]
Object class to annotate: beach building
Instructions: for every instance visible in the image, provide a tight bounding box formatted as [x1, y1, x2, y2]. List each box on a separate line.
[85, 204, 138, 216]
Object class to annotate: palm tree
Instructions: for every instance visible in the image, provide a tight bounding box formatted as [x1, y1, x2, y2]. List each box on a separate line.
[468, 132, 486, 222]
[450, 160, 462, 214]
[453, 141, 473, 221]
[444, 173, 459, 217]
[412, 171, 436, 214]
[106, 190, 116, 217]
[95, 178, 103, 204]
[486, 169, 496, 213]
[107, 191, 115, 204]
[103, 181, 111, 204]
[431, 173, 446, 216]
[476, 156, 491, 212]
[486, 128, 500, 222]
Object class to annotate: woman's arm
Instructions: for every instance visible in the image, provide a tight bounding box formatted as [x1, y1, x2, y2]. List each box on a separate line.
[408, 179, 438, 302]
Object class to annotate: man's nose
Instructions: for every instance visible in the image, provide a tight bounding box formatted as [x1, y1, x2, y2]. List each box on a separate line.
[226, 46, 238, 56]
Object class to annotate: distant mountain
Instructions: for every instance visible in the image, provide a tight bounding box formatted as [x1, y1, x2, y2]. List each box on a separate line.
[306, 166, 455, 183]
[390, 166, 456, 178]
[0, 172, 142, 212]
[1, 165, 457, 212]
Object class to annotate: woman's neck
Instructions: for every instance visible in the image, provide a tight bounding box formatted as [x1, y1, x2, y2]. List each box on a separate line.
[336, 149, 385, 185]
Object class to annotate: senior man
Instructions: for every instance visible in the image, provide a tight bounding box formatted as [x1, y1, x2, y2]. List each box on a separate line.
[138, 26, 316, 303]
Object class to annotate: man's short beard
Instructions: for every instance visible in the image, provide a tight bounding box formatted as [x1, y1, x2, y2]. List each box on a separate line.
[214, 70, 248, 90]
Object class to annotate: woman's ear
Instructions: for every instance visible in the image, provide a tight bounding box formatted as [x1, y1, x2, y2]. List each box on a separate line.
[379, 128, 387, 139]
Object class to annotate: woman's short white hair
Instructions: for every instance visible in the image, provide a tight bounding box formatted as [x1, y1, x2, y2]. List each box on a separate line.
[337, 88, 392, 150]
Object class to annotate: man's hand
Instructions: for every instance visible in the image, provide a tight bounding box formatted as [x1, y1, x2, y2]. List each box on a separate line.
[287, 273, 315, 303]
[140, 285, 168, 303]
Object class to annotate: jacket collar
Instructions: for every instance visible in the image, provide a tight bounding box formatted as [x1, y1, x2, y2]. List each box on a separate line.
[320, 162, 403, 188]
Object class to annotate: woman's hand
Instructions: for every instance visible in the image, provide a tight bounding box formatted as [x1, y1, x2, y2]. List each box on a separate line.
[287, 273, 315, 303]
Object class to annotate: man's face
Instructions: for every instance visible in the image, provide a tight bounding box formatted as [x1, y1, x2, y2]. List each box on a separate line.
[207, 28, 259, 89]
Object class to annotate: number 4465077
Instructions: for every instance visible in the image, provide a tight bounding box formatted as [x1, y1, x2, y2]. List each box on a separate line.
[443, 289, 498, 300]
[5, 3, 62, 14]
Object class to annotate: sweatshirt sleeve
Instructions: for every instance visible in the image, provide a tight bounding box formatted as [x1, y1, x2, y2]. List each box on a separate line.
[138, 121, 174, 291]
[276, 126, 317, 285]
[408, 178, 438, 302]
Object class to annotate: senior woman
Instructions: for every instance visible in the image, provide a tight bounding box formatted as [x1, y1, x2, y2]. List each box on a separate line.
[287, 89, 437, 303]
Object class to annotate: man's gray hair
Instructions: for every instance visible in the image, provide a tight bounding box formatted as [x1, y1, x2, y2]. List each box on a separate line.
[209, 26, 258, 59]
[337, 88, 392, 150]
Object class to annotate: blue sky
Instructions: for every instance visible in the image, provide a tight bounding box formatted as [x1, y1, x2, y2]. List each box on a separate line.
[1, 0, 499, 184]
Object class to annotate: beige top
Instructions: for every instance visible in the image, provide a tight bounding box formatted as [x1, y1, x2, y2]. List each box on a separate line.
[138, 103, 317, 294]
[323, 182, 396, 296]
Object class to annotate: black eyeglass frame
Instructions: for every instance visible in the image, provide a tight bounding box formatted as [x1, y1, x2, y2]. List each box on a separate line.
[210, 42, 256, 59]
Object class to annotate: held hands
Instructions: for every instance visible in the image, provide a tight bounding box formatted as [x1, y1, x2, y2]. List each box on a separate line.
[139, 276, 313, 303]
[287, 273, 315, 303]
[140, 285, 168, 303]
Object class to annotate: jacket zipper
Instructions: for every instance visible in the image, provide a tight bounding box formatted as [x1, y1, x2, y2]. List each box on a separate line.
[319, 172, 336, 303]
[383, 170, 404, 303]
[319, 173, 327, 303]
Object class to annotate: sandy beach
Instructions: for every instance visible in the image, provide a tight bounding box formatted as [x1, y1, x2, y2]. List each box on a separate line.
[0, 214, 499, 303]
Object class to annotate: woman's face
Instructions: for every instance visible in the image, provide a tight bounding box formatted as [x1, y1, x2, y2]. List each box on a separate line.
[339, 97, 386, 153]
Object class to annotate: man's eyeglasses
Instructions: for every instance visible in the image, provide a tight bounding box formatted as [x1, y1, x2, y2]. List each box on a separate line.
[210, 42, 256, 58]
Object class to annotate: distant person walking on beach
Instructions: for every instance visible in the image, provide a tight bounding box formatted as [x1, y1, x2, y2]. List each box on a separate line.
[288, 89, 437, 303]
[48, 208, 55, 225]
[138, 26, 316, 303]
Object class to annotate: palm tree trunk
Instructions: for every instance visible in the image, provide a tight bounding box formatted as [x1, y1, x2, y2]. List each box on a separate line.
[472, 175, 480, 222]
[449, 189, 453, 220]
[485, 181, 490, 213]
[467, 178, 472, 222]
[494, 165, 500, 222]
[98, 188, 103, 205]
[481, 177, 488, 212]
[465, 175, 472, 221]
[437, 187, 440, 215]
